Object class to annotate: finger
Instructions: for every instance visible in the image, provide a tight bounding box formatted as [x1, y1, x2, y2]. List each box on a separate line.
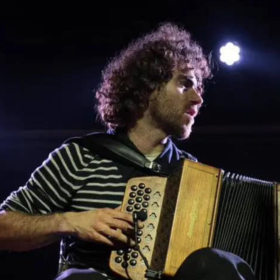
[116, 212, 134, 223]
[124, 227, 135, 238]
[138, 221, 145, 229]
[108, 218, 134, 231]
[106, 209, 134, 224]
[93, 233, 115, 247]
[102, 226, 136, 246]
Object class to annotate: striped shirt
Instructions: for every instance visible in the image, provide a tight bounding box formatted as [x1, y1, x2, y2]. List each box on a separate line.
[0, 133, 196, 276]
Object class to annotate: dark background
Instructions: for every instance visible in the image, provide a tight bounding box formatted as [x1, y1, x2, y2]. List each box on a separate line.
[0, 1, 280, 279]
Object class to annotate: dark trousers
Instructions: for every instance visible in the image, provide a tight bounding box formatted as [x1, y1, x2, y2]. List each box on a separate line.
[55, 248, 256, 280]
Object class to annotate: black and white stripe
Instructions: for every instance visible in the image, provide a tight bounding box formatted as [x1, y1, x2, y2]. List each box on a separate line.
[1, 142, 127, 214]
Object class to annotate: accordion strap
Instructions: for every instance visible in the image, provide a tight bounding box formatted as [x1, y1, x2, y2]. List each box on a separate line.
[64, 132, 164, 175]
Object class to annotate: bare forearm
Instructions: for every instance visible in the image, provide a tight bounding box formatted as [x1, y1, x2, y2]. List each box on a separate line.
[0, 208, 136, 251]
[0, 210, 72, 252]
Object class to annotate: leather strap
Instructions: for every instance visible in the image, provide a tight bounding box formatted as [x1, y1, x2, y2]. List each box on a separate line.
[64, 133, 164, 175]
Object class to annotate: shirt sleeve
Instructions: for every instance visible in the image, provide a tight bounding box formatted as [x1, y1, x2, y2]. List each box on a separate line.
[0, 142, 94, 214]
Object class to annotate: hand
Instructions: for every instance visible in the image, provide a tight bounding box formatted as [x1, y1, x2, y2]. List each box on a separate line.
[63, 206, 136, 247]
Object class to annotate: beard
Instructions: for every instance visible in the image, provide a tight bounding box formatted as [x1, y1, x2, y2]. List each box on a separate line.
[149, 101, 194, 140]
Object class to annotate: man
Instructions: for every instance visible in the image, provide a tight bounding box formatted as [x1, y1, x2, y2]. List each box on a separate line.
[0, 23, 255, 280]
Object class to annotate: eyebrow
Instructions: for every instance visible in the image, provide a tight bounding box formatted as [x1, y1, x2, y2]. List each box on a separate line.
[177, 74, 197, 86]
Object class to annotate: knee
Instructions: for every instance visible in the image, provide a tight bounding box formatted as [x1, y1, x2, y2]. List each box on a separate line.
[174, 247, 255, 280]
[182, 247, 224, 271]
[183, 247, 247, 267]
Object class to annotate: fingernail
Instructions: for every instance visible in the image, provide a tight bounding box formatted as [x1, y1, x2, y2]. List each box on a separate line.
[138, 222, 144, 228]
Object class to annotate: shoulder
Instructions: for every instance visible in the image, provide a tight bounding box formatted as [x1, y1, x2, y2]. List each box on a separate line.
[63, 132, 110, 153]
[60, 132, 120, 165]
[63, 132, 105, 155]
[47, 139, 101, 170]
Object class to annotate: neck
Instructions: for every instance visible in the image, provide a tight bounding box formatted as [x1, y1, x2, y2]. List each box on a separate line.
[127, 121, 168, 155]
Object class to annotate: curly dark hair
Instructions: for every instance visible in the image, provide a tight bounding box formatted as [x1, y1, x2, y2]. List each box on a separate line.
[96, 22, 212, 130]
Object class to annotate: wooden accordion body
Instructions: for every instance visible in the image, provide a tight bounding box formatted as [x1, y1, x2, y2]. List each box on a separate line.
[109, 160, 279, 280]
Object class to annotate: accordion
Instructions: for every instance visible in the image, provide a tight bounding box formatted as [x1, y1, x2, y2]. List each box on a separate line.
[109, 160, 279, 280]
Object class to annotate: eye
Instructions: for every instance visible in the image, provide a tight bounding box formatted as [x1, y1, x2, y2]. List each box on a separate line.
[180, 79, 193, 89]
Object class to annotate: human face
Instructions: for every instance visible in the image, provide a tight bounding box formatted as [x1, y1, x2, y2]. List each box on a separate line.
[148, 69, 203, 139]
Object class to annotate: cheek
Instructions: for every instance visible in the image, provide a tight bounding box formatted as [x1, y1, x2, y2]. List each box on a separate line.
[168, 96, 185, 113]
[158, 88, 185, 114]
[162, 98, 178, 114]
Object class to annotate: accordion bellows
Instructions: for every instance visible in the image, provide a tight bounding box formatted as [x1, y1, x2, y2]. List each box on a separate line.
[109, 160, 279, 280]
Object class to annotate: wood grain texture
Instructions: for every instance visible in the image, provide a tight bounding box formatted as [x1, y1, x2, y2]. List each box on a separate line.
[163, 160, 220, 276]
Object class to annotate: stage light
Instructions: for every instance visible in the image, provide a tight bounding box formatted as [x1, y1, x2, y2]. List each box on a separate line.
[219, 42, 240, 66]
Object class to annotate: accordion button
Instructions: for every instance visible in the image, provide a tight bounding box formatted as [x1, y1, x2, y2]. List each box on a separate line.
[134, 204, 141, 210]
[144, 195, 150, 201]
[137, 190, 144, 196]
[128, 199, 134, 205]
[115, 257, 122, 263]
[131, 185, 137, 191]
[122, 262, 128, 268]
[137, 230, 143, 236]
[123, 254, 130, 261]
[142, 202, 149, 208]
[117, 250, 124, 255]
[137, 237, 141, 243]
[131, 252, 139, 258]
[126, 206, 133, 212]
[136, 197, 142, 203]
[130, 259, 137, 266]
[139, 183, 145, 189]
[145, 188, 152, 194]
[130, 192, 136, 198]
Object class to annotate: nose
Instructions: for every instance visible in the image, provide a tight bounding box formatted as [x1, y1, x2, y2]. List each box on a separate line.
[189, 87, 203, 105]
